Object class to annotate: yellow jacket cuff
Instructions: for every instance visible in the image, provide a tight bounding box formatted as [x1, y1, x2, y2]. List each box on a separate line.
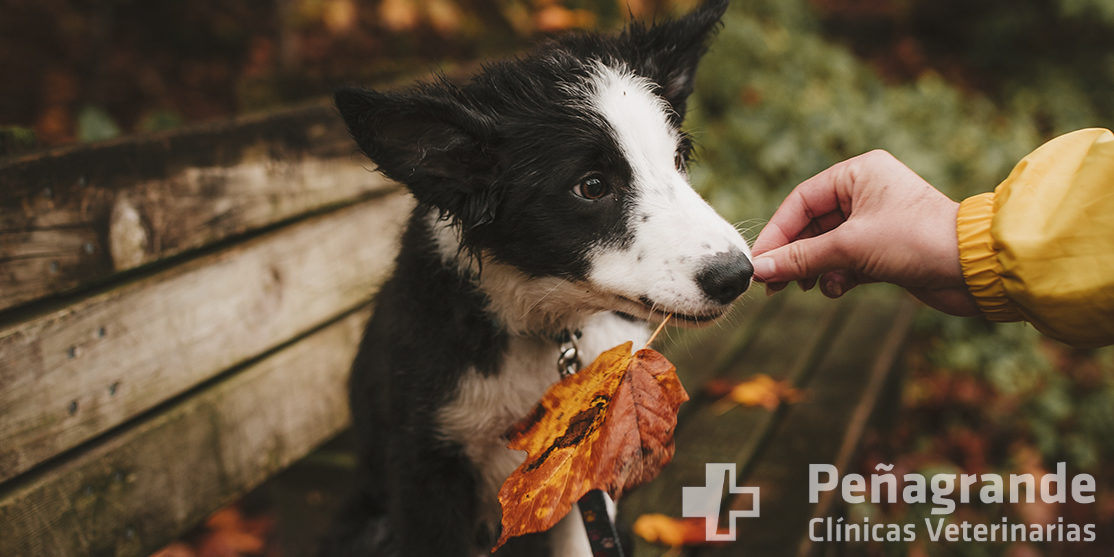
[957, 192, 1023, 322]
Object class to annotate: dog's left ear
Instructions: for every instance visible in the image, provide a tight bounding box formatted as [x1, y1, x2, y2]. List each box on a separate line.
[624, 0, 729, 122]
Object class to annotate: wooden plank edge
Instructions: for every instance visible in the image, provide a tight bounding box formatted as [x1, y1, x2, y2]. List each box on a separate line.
[0, 154, 397, 313]
[694, 290, 912, 556]
[619, 292, 854, 557]
[726, 297, 855, 483]
[794, 297, 917, 557]
[0, 60, 497, 313]
[0, 192, 413, 483]
[0, 307, 371, 557]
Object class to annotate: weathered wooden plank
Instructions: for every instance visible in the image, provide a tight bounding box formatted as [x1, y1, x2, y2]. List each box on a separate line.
[702, 290, 916, 557]
[0, 192, 413, 483]
[0, 100, 394, 312]
[0, 307, 371, 557]
[620, 288, 852, 556]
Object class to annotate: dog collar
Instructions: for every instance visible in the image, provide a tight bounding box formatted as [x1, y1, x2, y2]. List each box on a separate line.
[556, 329, 583, 377]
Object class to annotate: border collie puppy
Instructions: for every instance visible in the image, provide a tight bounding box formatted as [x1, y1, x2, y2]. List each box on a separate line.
[329, 1, 750, 555]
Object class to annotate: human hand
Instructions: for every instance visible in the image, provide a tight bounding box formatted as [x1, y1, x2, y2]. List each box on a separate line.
[751, 150, 980, 316]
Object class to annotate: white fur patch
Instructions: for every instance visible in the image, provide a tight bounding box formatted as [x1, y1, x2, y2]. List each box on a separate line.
[584, 64, 752, 320]
[430, 212, 643, 335]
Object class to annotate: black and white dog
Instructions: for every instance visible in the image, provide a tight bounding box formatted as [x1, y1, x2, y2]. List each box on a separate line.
[329, 1, 750, 555]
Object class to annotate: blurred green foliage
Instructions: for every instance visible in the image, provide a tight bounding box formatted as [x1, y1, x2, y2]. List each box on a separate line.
[0, 126, 36, 156]
[1058, 0, 1114, 21]
[76, 105, 122, 142]
[687, 0, 1041, 220]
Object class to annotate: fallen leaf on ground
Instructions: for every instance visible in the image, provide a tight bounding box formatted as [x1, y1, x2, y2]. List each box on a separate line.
[150, 504, 272, 557]
[633, 513, 730, 547]
[149, 543, 194, 557]
[707, 374, 803, 412]
[494, 342, 688, 550]
[534, 6, 596, 32]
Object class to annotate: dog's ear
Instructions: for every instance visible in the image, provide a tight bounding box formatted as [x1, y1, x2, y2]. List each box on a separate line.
[624, 0, 728, 122]
[335, 86, 499, 228]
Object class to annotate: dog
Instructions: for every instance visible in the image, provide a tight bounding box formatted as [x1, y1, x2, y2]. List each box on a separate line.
[327, 1, 750, 555]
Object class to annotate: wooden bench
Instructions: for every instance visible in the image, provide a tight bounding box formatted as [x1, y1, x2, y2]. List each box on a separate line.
[0, 100, 409, 557]
[0, 96, 916, 556]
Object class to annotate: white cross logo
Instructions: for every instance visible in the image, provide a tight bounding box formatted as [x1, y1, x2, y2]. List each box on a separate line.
[681, 463, 760, 541]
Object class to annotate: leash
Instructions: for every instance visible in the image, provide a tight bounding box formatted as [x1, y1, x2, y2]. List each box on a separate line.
[579, 489, 626, 557]
[557, 329, 626, 557]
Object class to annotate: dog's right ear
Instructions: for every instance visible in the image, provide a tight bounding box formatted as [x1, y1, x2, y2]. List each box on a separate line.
[335, 86, 499, 227]
[624, 0, 728, 123]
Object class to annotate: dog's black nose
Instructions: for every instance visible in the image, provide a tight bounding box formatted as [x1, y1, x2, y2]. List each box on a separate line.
[696, 249, 753, 305]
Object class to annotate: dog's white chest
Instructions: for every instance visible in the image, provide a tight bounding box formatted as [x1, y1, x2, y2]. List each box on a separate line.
[436, 312, 649, 552]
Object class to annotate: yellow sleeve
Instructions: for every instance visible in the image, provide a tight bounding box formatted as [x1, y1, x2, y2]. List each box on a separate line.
[957, 128, 1114, 348]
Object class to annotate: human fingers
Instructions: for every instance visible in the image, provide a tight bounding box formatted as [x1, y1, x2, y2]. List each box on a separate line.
[752, 163, 855, 256]
[751, 232, 850, 283]
[797, 277, 817, 292]
[817, 270, 874, 298]
[819, 271, 851, 298]
[798, 209, 848, 240]
[764, 281, 788, 295]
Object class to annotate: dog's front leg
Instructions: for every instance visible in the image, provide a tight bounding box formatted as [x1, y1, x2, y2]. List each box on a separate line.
[387, 433, 483, 556]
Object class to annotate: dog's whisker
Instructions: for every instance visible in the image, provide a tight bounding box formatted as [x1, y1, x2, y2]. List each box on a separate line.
[732, 218, 767, 234]
[519, 279, 572, 322]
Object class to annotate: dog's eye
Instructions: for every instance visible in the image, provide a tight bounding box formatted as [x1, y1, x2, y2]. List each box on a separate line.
[674, 151, 687, 172]
[573, 175, 610, 200]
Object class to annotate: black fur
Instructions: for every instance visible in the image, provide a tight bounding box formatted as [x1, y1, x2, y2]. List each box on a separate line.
[325, 2, 728, 555]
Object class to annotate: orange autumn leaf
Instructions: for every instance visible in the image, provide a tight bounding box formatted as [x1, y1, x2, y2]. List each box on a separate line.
[494, 342, 688, 551]
[378, 0, 420, 31]
[633, 513, 729, 547]
[708, 374, 803, 412]
[534, 6, 597, 32]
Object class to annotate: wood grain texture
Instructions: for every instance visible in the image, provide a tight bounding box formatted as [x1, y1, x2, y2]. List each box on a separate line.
[0, 307, 371, 557]
[619, 288, 848, 543]
[0, 192, 413, 483]
[0, 100, 394, 312]
[618, 287, 913, 557]
[708, 292, 915, 557]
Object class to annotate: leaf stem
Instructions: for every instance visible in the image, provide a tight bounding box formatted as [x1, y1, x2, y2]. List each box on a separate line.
[643, 314, 672, 349]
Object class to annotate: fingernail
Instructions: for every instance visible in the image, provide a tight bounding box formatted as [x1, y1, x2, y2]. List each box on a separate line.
[753, 256, 775, 280]
[821, 279, 843, 298]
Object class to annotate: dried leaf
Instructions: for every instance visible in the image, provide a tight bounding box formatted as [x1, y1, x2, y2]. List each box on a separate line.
[495, 342, 688, 550]
[426, 0, 459, 34]
[633, 512, 735, 547]
[323, 0, 357, 34]
[709, 374, 802, 412]
[534, 6, 596, 32]
[632, 513, 714, 547]
[378, 0, 419, 31]
[149, 543, 195, 557]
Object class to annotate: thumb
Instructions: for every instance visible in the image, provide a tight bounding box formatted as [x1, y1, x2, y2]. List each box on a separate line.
[751, 234, 849, 283]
